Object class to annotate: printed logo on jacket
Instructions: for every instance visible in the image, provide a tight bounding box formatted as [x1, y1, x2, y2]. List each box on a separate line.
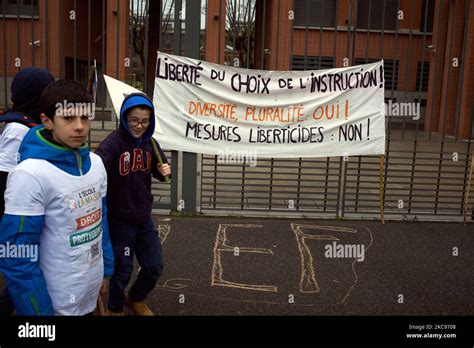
[67, 183, 103, 267]
[119, 148, 152, 176]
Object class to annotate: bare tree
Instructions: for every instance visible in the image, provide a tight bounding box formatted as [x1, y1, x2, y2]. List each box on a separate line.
[130, 0, 146, 68]
[161, 0, 175, 37]
[130, 0, 174, 68]
[226, 0, 256, 68]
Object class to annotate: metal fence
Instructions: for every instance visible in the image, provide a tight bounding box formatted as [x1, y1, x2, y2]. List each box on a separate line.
[199, 0, 474, 222]
[1, 0, 472, 221]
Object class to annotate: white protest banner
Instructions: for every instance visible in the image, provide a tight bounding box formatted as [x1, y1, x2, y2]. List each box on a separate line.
[152, 51, 385, 158]
[103, 75, 163, 134]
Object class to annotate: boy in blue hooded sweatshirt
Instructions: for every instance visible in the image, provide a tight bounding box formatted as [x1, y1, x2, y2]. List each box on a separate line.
[95, 93, 170, 316]
[0, 80, 114, 315]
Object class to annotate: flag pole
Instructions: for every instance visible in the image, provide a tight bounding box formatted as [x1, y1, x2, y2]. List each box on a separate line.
[380, 155, 385, 225]
[151, 137, 171, 184]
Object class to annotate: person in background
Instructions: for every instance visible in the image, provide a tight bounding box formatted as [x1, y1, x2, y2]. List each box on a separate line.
[0, 67, 55, 315]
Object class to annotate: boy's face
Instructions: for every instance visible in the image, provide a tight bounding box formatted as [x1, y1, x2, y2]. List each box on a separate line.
[41, 112, 90, 149]
[127, 107, 151, 139]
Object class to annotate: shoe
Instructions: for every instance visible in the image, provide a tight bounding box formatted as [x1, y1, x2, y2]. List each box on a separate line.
[106, 309, 125, 316]
[125, 295, 154, 316]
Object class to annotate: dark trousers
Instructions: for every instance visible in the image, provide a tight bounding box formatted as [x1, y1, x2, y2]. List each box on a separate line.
[0, 288, 14, 315]
[107, 218, 163, 312]
[0, 171, 14, 315]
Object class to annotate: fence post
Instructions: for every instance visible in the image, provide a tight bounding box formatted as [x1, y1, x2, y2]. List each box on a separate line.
[180, 0, 201, 213]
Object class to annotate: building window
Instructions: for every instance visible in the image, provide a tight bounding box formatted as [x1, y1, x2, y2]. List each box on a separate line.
[354, 58, 399, 90]
[0, 0, 39, 16]
[357, 0, 398, 31]
[294, 0, 337, 28]
[292, 56, 335, 71]
[416, 61, 430, 92]
[420, 0, 435, 33]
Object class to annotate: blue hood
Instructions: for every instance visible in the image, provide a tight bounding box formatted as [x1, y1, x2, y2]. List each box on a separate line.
[19, 125, 91, 176]
[119, 93, 155, 144]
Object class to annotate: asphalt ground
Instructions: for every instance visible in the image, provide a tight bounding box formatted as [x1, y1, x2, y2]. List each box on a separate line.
[137, 216, 474, 316]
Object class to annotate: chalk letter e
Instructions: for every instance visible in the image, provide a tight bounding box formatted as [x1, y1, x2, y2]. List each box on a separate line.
[211, 224, 277, 292]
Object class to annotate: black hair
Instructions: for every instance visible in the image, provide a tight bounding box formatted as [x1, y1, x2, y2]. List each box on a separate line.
[40, 79, 93, 120]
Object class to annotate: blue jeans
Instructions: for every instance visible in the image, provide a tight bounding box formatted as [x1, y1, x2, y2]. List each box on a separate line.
[107, 218, 163, 312]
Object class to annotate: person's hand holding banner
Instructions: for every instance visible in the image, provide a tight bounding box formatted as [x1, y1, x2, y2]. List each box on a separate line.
[158, 163, 171, 177]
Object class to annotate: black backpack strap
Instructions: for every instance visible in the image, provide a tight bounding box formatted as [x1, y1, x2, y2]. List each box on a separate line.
[0, 111, 38, 128]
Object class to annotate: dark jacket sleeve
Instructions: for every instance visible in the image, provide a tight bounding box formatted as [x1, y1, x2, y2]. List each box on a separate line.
[94, 135, 117, 173]
[96, 140, 115, 277]
[150, 138, 171, 182]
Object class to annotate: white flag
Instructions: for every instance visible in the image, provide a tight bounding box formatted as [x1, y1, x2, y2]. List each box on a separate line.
[103, 75, 163, 134]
